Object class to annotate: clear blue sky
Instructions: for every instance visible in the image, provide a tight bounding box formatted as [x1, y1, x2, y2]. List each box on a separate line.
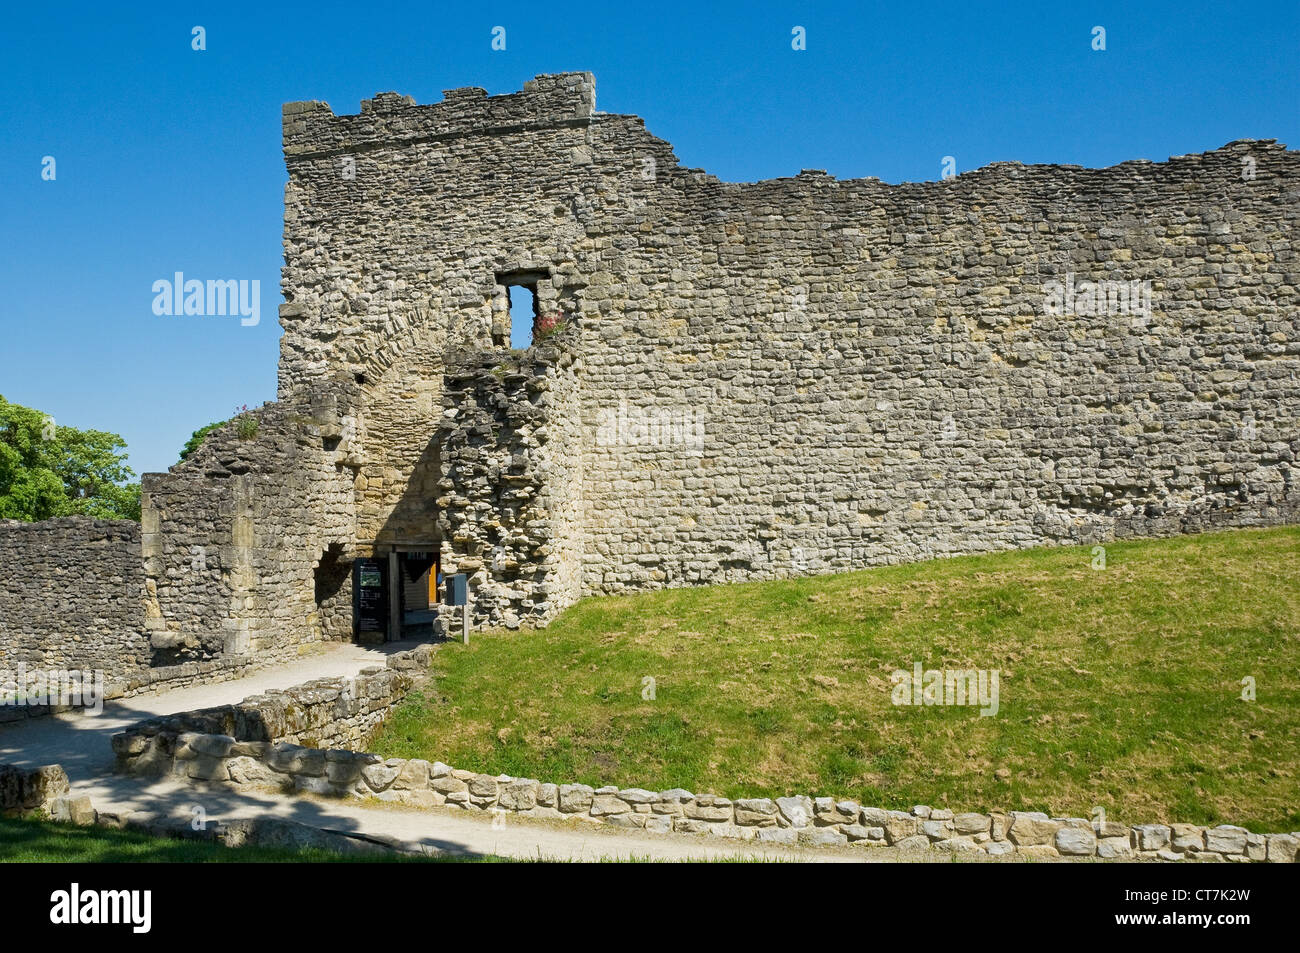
[2, 0, 1296, 477]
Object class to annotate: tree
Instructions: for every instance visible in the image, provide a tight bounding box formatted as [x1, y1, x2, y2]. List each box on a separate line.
[0, 395, 141, 522]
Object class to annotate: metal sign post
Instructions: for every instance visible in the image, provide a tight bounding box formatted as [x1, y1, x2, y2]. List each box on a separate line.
[446, 573, 470, 644]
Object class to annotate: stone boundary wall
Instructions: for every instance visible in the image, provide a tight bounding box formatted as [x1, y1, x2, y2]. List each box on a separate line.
[0, 517, 148, 686]
[112, 653, 1297, 862]
[0, 514, 297, 721]
[112, 645, 431, 780]
[2, 763, 407, 856]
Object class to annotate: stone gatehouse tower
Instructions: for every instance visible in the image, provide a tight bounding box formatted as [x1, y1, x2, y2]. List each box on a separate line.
[127, 71, 1298, 667]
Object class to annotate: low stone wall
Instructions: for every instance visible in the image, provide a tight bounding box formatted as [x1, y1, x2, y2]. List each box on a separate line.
[0, 762, 71, 816]
[112, 646, 431, 780]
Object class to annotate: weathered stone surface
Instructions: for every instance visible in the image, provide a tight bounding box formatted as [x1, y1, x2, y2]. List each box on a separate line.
[684, 797, 733, 822]
[1055, 827, 1098, 856]
[1205, 825, 1249, 855]
[1097, 837, 1134, 859]
[734, 798, 779, 826]
[921, 819, 954, 840]
[393, 760, 430, 791]
[1266, 834, 1298, 863]
[860, 807, 892, 828]
[558, 784, 594, 813]
[228, 756, 287, 788]
[605, 813, 646, 829]
[591, 794, 630, 816]
[268, 744, 325, 777]
[776, 795, 814, 828]
[934, 836, 978, 853]
[642, 814, 673, 833]
[1171, 824, 1206, 852]
[1018, 844, 1061, 860]
[499, 778, 540, 811]
[883, 814, 920, 844]
[953, 812, 990, 835]
[111, 732, 149, 757]
[1133, 824, 1171, 851]
[1094, 821, 1128, 839]
[186, 756, 230, 782]
[892, 834, 931, 852]
[51, 795, 97, 826]
[429, 773, 468, 795]
[1008, 812, 1060, 847]
[842, 824, 884, 842]
[798, 827, 848, 848]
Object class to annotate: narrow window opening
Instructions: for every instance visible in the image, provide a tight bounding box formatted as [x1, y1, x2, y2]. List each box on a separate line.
[507, 284, 539, 349]
[495, 269, 550, 349]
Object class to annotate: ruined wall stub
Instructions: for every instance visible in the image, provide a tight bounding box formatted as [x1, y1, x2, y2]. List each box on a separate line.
[139, 395, 357, 662]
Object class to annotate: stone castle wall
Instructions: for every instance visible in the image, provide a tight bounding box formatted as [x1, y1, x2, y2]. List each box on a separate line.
[139, 393, 358, 664]
[0, 518, 148, 689]
[278, 72, 1300, 620]
[4, 73, 1294, 671]
[112, 645, 430, 781]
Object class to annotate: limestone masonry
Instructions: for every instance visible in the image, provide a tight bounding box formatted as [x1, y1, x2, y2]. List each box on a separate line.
[1, 71, 1297, 679]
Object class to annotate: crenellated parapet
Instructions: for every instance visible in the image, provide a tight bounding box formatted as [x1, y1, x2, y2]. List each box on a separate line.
[282, 71, 597, 159]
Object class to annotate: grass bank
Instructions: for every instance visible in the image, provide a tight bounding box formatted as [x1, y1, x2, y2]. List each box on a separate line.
[373, 527, 1300, 832]
[0, 817, 491, 862]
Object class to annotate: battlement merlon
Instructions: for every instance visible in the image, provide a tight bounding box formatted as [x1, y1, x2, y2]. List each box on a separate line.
[282, 71, 596, 159]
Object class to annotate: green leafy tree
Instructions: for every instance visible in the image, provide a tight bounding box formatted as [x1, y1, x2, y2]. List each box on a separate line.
[0, 395, 141, 522]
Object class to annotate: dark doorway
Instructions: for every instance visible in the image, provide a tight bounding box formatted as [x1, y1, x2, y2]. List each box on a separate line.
[400, 550, 439, 637]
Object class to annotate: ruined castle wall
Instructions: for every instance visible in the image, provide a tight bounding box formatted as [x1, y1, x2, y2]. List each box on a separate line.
[576, 131, 1300, 590]
[281, 73, 1299, 615]
[279, 76, 599, 560]
[140, 395, 357, 662]
[0, 518, 147, 687]
[435, 341, 579, 626]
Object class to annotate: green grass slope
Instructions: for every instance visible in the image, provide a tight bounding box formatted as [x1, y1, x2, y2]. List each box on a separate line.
[373, 527, 1300, 832]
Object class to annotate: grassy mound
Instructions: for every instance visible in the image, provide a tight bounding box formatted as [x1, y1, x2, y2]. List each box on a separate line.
[373, 527, 1300, 832]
